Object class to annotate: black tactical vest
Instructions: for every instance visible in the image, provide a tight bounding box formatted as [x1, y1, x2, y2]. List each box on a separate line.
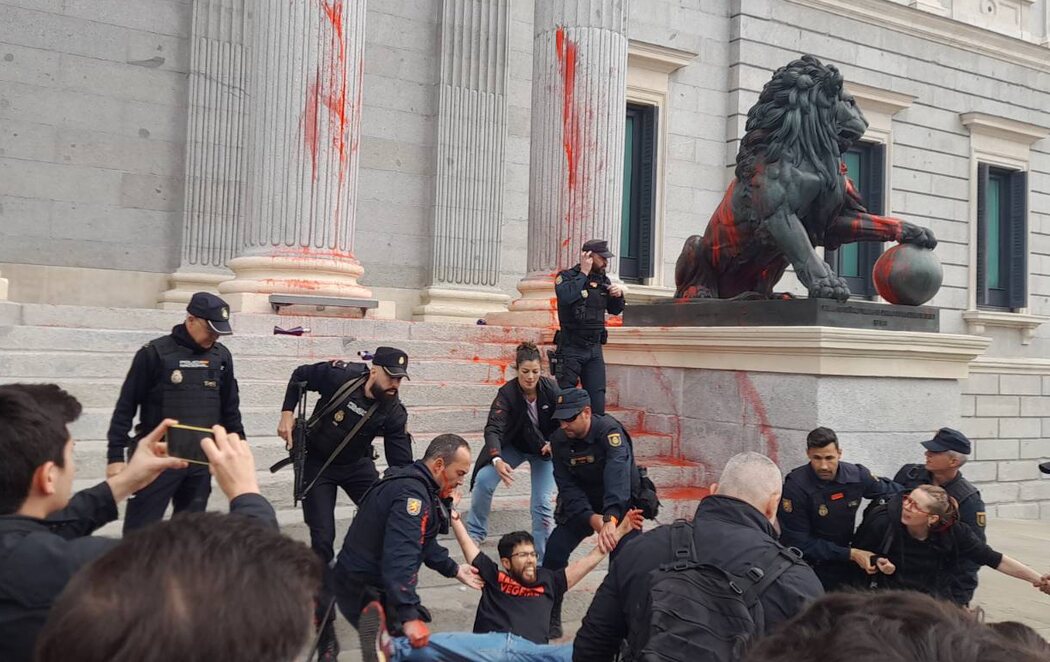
[146, 335, 223, 429]
[307, 374, 385, 464]
[558, 272, 609, 338]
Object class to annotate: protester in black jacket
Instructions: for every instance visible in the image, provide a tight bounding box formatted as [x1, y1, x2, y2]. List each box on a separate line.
[851, 485, 1049, 603]
[573, 452, 824, 661]
[467, 342, 560, 560]
[0, 384, 275, 662]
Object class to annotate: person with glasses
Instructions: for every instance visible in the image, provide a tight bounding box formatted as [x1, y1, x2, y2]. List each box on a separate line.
[356, 508, 642, 661]
[851, 484, 1049, 603]
[892, 427, 986, 605]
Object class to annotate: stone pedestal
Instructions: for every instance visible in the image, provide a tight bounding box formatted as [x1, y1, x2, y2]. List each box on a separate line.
[414, 0, 513, 323]
[488, 0, 629, 328]
[605, 326, 989, 479]
[220, 0, 374, 312]
[159, 0, 247, 309]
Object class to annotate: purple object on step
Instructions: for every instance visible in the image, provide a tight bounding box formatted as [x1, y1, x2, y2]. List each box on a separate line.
[274, 326, 310, 336]
[476, 319, 487, 325]
[358, 350, 374, 361]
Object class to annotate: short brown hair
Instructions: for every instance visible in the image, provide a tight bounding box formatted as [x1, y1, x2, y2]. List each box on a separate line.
[0, 385, 77, 514]
[36, 513, 322, 662]
[743, 590, 1045, 662]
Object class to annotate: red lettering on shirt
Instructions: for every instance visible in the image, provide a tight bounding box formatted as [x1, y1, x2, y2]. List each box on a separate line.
[497, 571, 546, 597]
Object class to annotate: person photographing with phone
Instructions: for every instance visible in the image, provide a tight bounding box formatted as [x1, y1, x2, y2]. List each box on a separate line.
[104, 292, 245, 533]
[552, 239, 625, 416]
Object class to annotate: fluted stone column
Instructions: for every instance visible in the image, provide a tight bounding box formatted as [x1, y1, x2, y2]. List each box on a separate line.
[488, 0, 629, 327]
[159, 0, 248, 309]
[413, 0, 513, 323]
[220, 0, 375, 313]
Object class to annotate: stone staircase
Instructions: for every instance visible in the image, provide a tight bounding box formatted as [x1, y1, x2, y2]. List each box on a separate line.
[0, 301, 708, 658]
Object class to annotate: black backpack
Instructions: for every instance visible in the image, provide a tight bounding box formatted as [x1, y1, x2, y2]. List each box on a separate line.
[632, 521, 803, 662]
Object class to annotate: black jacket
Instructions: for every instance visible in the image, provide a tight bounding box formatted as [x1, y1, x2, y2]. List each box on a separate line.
[282, 360, 412, 468]
[892, 464, 986, 604]
[469, 377, 560, 489]
[0, 484, 276, 662]
[106, 324, 244, 463]
[551, 413, 638, 524]
[851, 493, 1001, 604]
[336, 462, 459, 624]
[573, 495, 824, 661]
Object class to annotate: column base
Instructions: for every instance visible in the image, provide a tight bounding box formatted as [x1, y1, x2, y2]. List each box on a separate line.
[485, 276, 558, 328]
[412, 286, 510, 323]
[157, 271, 229, 310]
[0, 270, 8, 301]
[220, 254, 374, 312]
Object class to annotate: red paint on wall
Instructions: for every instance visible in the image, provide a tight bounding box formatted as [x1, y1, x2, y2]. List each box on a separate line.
[735, 371, 778, 463]
[555, 27, 581, 254]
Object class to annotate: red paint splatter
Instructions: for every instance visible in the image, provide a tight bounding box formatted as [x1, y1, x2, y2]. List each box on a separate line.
[555, 27, 582, 255]
[735, 371, 778, 463]
[660, 486, 711, 501]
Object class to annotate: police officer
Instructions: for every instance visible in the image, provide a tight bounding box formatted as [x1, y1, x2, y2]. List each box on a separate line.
[278, 346, 414, 659]
[106, 292, 244, 533]
[778, 427, 901, 591]
[542, 388, 648, 638]
[553, 239, 625, 415]
[892, 427, 986, 605]
[333, 434, 482, 651]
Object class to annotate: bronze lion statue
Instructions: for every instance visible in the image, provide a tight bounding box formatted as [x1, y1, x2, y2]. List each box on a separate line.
[674, 54, 936, 302]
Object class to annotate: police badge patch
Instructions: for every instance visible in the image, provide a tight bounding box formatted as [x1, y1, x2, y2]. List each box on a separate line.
[977, 512, 986, 527]
[782, 498, 793, 513]
[334, 411, 345, 423]
[170, 369, 183, 384]
[818, 504, 829, 517]
[555, 275, 563, 285]
[607, 433, 622, 447]
[406, 498, 422, 516]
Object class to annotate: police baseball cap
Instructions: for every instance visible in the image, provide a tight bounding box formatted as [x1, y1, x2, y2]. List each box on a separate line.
[187, 292, 233, 335]
[552, 388, 591, 420]
[921, 427, 971, 455]
[582, 239, 614, 259]
[372, 346, 410, 380]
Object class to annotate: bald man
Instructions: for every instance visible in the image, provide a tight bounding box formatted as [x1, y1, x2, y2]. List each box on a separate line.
[573, 452, 824, 660]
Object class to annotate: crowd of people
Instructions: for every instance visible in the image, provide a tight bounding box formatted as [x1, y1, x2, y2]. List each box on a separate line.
[1, 242, 1049, 661]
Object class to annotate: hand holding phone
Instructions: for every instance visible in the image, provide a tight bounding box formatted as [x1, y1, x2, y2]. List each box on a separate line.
[166, 424, 215, 465]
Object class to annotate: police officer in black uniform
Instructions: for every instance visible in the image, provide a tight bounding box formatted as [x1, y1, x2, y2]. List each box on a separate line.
[278, 346, 414, 659]
[892, 427, 987, 605]
[553, 239, 625, 415]
[542, 388, 649, 637]
[778, 427, 901, 591]
[106, 292, 244, 533]
[333, 434, 480, 651]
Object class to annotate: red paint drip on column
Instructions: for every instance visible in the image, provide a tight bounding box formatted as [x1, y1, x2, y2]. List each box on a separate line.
[303, 77, 321, 180]
[735, 371, 779, 463]
[555, 27, 580, 251]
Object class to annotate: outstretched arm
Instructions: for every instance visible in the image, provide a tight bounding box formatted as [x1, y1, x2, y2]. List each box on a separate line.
[449, 508, 481, 565]
[565, 509, 642, 590]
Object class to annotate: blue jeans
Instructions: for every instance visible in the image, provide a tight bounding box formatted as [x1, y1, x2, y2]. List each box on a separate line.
[389, 632, 573, 662]
[466, 444, 555, 561]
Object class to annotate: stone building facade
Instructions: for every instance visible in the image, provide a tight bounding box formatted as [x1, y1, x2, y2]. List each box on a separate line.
[2, 0, 1050, 516]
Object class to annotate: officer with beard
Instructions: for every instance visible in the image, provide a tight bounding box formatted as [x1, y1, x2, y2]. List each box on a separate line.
[277, 346, 413, 660]
[553, 239, 625, 415]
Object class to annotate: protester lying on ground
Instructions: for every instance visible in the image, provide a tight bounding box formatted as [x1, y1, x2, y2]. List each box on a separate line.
[851, 485, 1050, 602]
[573, 451, 824, 661]
[742, 590, 1047, 662]
[36, 510, 320, 662]
[0, 383, 276, 662]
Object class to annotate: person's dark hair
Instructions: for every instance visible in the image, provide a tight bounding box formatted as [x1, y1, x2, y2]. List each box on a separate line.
[498, 531, 535, 561]
[35, 512, 323, 662]
[806, 426, 838, 450]
[742, 590, 1044, 662]
[514, 342, 542, 368]
[10, 383, 83, 423]
[987, 621, 1050, 654]
[423, 433, 470, 464]
[0, 385, 73, 515]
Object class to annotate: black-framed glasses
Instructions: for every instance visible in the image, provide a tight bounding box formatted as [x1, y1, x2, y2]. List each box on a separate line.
[510, 551, 538, 560]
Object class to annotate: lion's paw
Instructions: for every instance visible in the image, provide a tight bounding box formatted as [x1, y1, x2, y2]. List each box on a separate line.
[809, 274, 851, 303]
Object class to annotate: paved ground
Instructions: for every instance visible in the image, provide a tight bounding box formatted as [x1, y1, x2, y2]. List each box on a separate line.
[332, 518, 1050, 660]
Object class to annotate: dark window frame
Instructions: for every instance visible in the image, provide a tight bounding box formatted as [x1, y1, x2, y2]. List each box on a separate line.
[977, 163, 1028, 311]
[825, 141, 885, 299]
[620, 103, 658, 283]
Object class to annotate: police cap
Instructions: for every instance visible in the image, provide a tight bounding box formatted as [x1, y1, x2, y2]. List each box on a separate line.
[552, 387, 591, 420]
[187, 292, 233, 335]
[582, 239, 614, 259]
[921, 427, 971, 455]
[372, 346, 410, 380]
